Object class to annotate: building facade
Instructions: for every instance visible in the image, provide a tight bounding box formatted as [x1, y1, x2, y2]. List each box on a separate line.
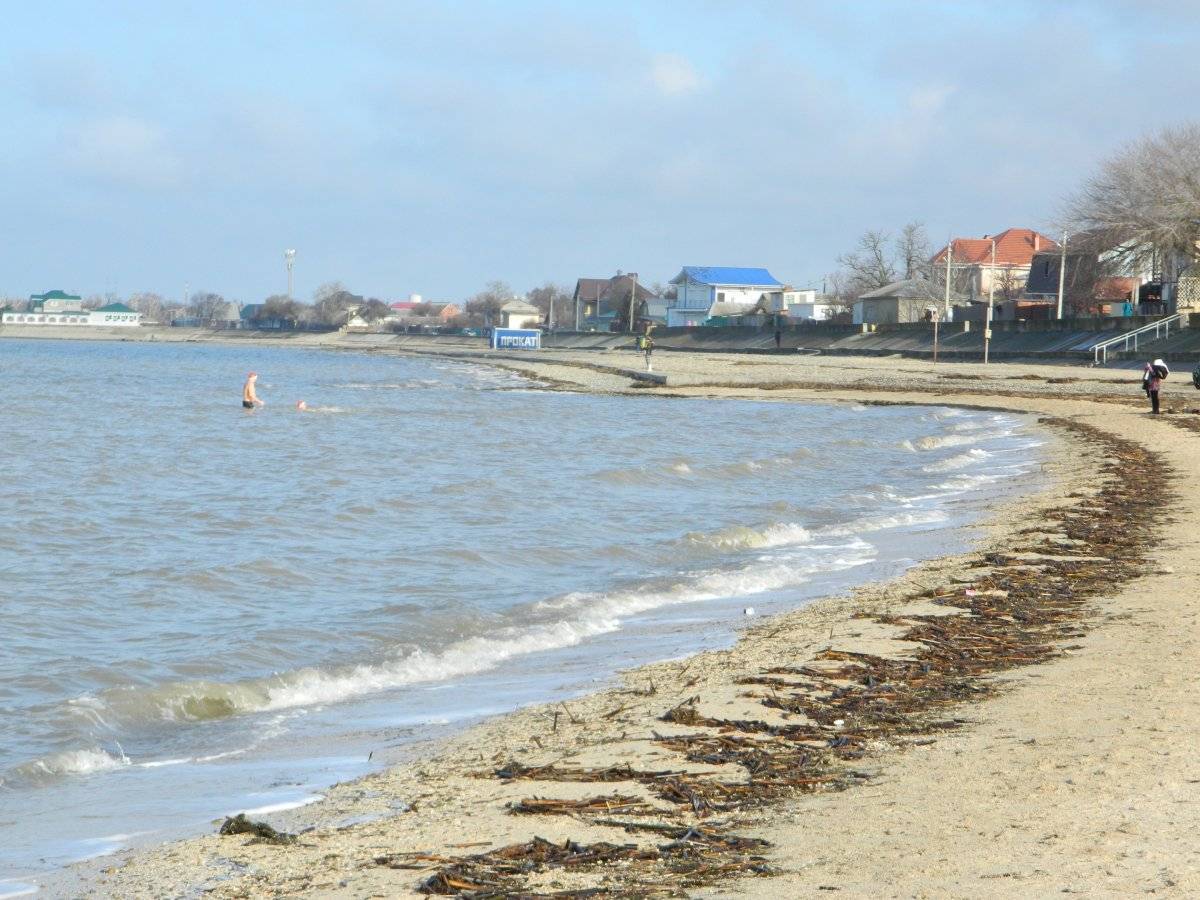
[1, 292, 141, 327]
[667, 266, 783, 327]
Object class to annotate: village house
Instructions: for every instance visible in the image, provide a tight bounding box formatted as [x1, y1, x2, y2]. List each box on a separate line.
[763, 288, 841, 322]
[930, 228, 1059, 300]
[667, 266, 783, 327]
[571, 274, 660, 330]
[499, 299, 543, 330]
[852, 279, 967, 325]
[1019, 250, 1139, 319]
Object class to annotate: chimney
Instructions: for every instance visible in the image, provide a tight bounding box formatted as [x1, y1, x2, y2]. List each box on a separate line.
[1034, 234, 1041, 252]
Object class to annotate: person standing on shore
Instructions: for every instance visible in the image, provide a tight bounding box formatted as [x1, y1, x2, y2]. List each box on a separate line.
[243, 372, 264, 409]
[1142, 358, 1169, 414]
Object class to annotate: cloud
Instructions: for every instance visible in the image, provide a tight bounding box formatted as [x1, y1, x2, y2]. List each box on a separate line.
[60, 115, 182, 190]
[650, 53, 703, 96]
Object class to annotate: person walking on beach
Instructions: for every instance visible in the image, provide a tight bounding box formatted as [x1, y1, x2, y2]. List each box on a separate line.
[243, 372, 264, 409]
[1142, 358, 1169, 414]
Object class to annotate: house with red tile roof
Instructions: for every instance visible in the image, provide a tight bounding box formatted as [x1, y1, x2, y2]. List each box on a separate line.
[930, 228, 1059, 300]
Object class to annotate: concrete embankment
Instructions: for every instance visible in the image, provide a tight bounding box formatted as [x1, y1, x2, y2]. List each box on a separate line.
[5, 315, 1198, 366]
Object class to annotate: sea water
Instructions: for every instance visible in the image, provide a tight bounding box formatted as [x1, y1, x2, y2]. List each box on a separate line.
[0, 339, 1045, 886]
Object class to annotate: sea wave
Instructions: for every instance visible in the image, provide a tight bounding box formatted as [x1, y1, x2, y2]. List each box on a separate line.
[682, 522, 813, 551]
[56, 548, 874, 731]
[920, 448, 991, 473]
[11, 746, 131, 783]
[818, 509, 948, 538]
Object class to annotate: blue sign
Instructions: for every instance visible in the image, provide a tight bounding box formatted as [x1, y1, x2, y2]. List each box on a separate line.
[491, 328, 541, 350]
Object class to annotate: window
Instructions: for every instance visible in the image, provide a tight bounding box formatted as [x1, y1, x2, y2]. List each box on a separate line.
[717, 292, 725, 301]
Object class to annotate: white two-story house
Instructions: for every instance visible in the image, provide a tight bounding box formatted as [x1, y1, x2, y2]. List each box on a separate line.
[667, 266, 784, 327]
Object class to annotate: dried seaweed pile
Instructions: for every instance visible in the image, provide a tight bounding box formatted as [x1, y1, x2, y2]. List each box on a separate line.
[390, 417, 1168, 898]
[376, 831, 773, 898]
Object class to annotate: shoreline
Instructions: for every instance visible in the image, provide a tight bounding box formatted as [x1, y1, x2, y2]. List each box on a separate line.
[30, 344, 1200, 898]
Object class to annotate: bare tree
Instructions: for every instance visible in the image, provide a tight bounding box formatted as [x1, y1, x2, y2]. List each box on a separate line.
[837, 230, 898, 296]
[311, 281, 362, 325]
[897, 222, 931, 280]
[187, 291, 227, 320]
[254, 294, 304, 326]
[464, 280, 512, 327]
[1064, 122, 1200, 299]
[526, 282, 571, 329]
[128, 291, 166, 322]
[995, 267, 1025, 302]
[357, 298, 391, 322]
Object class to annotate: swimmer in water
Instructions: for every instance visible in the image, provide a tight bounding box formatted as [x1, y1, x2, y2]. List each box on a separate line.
[296, 400, 308, 411]
[242, 372, 264, 409]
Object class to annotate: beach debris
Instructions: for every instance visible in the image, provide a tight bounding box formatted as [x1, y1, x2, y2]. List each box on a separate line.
[218, 813, 296, 845]
[406, 833, 775, 896]
[508, 795, 658, 818]
[420, 418, 1165, 898]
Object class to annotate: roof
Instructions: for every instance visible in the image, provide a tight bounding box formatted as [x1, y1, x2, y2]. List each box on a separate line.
[573, 278, 609, 301]
[30, 289, 82, 301]
[671, 266, 783, 287]
[500, 299, 540, 313]
[389, 301, 419, 310]
[858, 278, 966, 302]
[95, 303, 136, 313]
[930, 228, 1059, 267]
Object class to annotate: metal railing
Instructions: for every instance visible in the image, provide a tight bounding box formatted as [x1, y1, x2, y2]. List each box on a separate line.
[1092, 314, 1184, 365]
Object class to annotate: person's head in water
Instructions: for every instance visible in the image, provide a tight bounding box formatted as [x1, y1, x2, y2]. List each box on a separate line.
[296, 400, 307, 411]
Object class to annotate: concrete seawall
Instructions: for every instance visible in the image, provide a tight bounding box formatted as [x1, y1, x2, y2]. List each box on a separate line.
[4, 319, 1197, 366]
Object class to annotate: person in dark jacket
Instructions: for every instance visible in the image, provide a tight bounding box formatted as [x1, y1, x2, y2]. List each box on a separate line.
[1142, 358, 1169, 414]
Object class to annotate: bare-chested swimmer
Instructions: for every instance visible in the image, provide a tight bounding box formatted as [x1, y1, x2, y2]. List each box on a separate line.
[242, 372, 264, 409]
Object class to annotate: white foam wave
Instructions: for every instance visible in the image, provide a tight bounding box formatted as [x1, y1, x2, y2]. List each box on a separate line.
[237, 795, 324, 816]
[137, 757, 192, 769]
[683, 522, 812, 551]
[921, 448, 991, 473]
[21, 746, 130, 778]
[87, 547, 872, 719]
[819, 510, 948, 538]
[0, 881, 38, 899]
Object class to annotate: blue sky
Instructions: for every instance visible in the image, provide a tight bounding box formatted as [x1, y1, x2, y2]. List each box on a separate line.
[2, 0, 1197, 303]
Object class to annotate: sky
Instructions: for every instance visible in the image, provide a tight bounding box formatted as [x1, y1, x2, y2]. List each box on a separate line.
[2, 0, 1199, 304]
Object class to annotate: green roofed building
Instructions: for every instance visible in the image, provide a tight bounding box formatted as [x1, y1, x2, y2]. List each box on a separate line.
[1, 292, 141, 328]
[29, 290, 84, 313]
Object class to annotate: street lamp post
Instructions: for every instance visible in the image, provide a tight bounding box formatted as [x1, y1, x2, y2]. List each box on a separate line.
[285, 249, 296, 299]
[985, 238, 995, 364]
[1055, 232, 1067, 320]
[627, 272, 638, 333]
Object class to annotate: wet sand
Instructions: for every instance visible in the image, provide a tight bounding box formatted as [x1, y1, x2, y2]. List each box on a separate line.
[50, 345, 1200, 898]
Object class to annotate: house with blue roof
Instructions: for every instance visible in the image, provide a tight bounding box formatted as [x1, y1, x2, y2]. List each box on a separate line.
[667, 266, 783, 327]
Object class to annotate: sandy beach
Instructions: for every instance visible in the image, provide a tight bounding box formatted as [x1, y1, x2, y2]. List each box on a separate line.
[39, 340, 1200, 898]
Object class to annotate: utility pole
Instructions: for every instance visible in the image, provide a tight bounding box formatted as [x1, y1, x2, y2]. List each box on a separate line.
[285, 249, 296, 299]
[943, 239, 953, 322]
[932, 309, 940, 364]
[627, 272, 638, 333]
[1055, 232, 1067, 320]
[985, 238, 995, 364]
